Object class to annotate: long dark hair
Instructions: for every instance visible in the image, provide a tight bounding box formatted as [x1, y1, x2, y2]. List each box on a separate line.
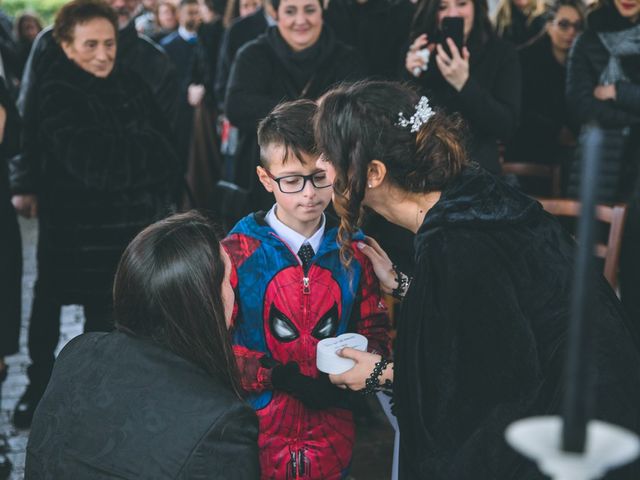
[314, 80, 468, 265]
[113, 211, 241, 397]
[410, 0, 494, 46]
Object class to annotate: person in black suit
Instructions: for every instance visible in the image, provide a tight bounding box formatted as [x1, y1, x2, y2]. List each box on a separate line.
[26, 211, 259, 480]
[506, 0, 585, 170]
[0, 78, 21, 480]
[161, 0, 202, 164]
[214, 2, 276, 110]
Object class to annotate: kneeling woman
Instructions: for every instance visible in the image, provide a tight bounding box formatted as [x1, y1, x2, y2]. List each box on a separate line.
[25, 212, 259, 479]
[315, 81, 640, 479]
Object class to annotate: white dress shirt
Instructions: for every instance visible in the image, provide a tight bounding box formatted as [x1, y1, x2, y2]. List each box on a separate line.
[265, 204, 325, 259]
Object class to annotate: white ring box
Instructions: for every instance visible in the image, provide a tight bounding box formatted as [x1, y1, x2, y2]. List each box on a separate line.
[316, 333, 368, 375]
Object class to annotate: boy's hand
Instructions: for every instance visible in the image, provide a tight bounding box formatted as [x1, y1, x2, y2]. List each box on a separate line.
[272, 361, 350, 409]
[188, 84, 206, 107]
[12, 194, 38, 218]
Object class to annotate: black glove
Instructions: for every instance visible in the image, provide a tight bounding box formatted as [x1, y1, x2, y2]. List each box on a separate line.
[271, 361, 351, 410]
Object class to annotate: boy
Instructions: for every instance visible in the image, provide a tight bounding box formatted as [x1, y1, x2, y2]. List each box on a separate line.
[222, 99, 391, 480]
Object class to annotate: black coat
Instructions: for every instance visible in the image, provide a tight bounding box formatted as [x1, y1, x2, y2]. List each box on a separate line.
[507, 34, 572, 164]
[34, 56, 179, 304]
[10, 22, 179, 194]
[191, 20, 225, 107]
[161, 32, 198, 164]
[394, 166, 640, 479]
[498, 6, 546, 47]
[0, 79, 21, 357]
[225, 26, 365, 209]
[410, 34, 521, 173]
[566, 6, 640, 201]
[26, 331, 259, 479]
[324, 0, 414, 80]
[566, 7, 640, 129]
[162, 32, 197, 93]
[215, 8, 270, 110]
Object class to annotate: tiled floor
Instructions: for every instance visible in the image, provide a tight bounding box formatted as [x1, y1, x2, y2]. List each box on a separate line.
[0, 217, 395, 479]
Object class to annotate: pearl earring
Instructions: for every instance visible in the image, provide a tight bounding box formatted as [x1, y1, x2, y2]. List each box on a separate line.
[368, 183, 372, 188]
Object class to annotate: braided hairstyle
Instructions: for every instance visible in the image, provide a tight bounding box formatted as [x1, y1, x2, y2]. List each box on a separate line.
[314, 80, 469, 266]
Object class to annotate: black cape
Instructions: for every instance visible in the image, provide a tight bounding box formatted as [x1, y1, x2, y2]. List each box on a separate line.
[394, 166, 640, 479]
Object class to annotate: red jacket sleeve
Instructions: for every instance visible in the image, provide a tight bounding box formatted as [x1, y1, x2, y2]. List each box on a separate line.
[353, 248, 392, 358]
[232, 345, 274, 394]
[223, 241, 274, 394]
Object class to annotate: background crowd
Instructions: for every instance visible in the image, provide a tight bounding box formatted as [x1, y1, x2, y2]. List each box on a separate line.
[0, 0, 639, 477]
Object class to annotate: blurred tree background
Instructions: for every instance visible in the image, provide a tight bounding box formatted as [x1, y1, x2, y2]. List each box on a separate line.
[3, 0, 66, 24]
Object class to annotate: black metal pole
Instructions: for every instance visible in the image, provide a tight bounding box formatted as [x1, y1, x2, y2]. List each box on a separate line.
[562, 125, 603, 453]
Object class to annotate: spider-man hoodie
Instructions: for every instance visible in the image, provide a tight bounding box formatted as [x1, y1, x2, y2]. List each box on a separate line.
[223, 212, 391, 480]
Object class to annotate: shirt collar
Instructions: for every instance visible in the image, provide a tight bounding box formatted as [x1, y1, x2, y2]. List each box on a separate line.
[178, 26, 197, 42]
[265, 10, 277, 26]
[265, 204, 325, 256]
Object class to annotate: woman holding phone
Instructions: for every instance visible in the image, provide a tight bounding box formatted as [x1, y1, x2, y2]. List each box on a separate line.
[405, 0, 521, 173]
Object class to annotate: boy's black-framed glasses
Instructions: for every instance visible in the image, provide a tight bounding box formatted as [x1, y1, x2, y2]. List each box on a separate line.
[265, 170, 332, 194]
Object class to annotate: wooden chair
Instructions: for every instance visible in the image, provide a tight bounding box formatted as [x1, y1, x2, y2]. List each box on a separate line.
[502, 162, 562, 197]
[537, 198, 628, 291]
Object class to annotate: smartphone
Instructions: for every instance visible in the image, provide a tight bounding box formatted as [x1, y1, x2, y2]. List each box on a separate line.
[440, 17, 464, 55]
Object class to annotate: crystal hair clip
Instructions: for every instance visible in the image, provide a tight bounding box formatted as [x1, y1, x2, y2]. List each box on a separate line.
[397, 96, 435, 133]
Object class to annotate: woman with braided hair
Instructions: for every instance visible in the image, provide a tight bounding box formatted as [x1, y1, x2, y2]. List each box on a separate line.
[315, 80, 640, 480]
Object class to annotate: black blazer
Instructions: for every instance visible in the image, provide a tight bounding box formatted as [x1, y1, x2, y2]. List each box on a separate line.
[26, 331, 259, 480]
[214, 9, 270, 110]
[507, 35, 571, 164]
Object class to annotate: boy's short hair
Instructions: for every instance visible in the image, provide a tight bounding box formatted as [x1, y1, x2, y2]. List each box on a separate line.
[257, 99, 318, 167]
[179, 0, 198, 8]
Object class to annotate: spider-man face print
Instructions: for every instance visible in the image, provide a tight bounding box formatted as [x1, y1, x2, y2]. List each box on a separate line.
[263, 265, 342, 377]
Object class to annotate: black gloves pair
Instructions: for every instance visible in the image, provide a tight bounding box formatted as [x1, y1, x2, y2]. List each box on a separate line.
[269, 360, 351, 410]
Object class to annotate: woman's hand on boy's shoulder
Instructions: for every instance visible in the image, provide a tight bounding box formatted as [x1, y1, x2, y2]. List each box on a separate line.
[356, 237, 398, 294]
